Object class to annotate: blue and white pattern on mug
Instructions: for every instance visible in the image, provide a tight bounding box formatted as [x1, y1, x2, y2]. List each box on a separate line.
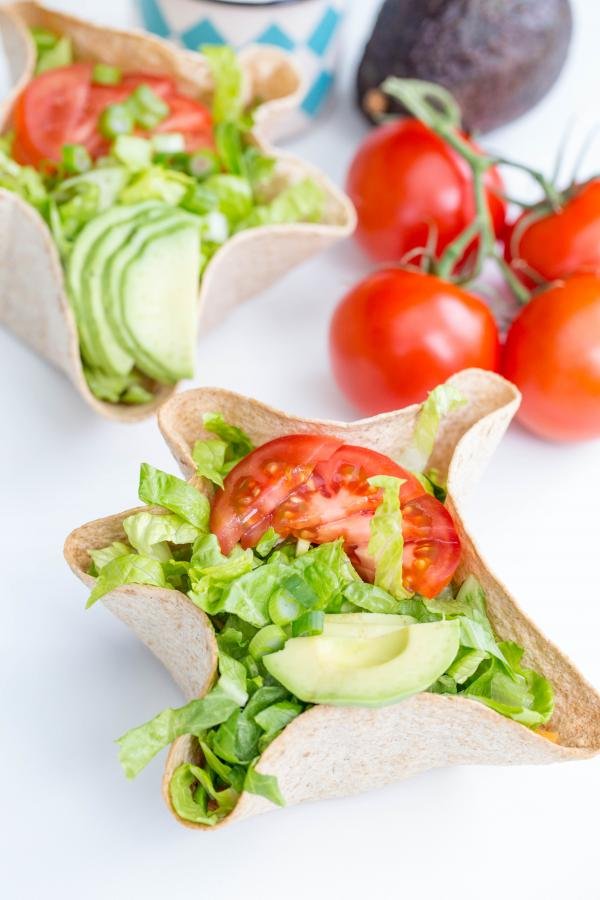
[138, 0, 345, 134]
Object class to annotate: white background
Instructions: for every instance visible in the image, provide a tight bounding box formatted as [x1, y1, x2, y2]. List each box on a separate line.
[2, 1, 600, 897]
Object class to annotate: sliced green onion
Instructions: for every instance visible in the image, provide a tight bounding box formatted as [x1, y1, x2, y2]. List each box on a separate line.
[248, 624, 286, 660]
[31, 27, 58, 52]
[35, 35, 73, 75]
[130, 84, 169, 125]
[99, 103, 134, 139]
[92, 63, 122, 86]
[151, 132, 185, 154]
[268, 590, 302, 627]
[189, 149, 220, 179]
[61, 143, 92, 174]
[291, 610, 325, 638]
[112, 134, 152, 171]
[283, 574, 319, 609]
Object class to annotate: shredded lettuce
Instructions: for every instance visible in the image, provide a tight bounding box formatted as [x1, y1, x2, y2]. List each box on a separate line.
[123, 512, 199, 562]
[202, 45, 244, 124]
[138, 463, 210, 530]
[367, 475, 412, 600]
[87, 553, 166, 608]
[191, 413, 254, 486]
[402, 385, 467, 473]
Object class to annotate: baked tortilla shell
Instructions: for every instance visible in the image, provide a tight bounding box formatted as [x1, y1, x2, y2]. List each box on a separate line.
[0, 2, 355, 421]
[64, 369, 600, 828]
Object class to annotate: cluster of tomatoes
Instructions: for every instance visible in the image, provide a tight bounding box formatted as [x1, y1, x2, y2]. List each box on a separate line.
[330, 118, 600, 443]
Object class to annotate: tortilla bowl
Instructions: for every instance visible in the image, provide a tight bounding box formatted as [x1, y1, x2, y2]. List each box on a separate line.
[0, 1, 355, 422]
[63, 368, 600, 828]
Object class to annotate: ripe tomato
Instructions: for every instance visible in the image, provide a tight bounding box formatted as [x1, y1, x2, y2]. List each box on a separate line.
[502, 274, 600, 442]
[346, 119, 506, 264]
[505, 179, 600, 286]
[12, 63, 92, 166]
[11, 64, 213, 167]
[211, 434, 461, 597]
[329, 268, 500, 415]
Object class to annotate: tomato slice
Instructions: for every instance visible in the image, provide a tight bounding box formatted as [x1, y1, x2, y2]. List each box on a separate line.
[211, 435, 344, 554]
[12, 63, 92, 166]
[211, 434, 461, 597]
[153, 95, 214, 151]
[11, 64, 213, 166]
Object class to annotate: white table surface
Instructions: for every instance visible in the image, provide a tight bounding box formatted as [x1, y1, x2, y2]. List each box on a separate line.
[2, 1, 600, 897]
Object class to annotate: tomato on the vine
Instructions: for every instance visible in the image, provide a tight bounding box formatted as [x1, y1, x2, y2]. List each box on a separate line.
[346, 119, 506, 264]
[502, 274, 600, 441]
[505, 179, 600, 286]
[329, 268, 500, 415]
[211, 434, 461, 598]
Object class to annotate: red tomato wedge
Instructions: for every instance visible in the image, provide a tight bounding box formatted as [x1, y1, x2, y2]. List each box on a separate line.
[210, 434, 461, 597]
[12, 64, 213, 167]
[12, 63, 92, 166]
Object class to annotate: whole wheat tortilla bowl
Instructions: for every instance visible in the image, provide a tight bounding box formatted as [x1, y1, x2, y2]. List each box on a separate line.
[64, 369, 600, 829]
[0, 1, 355, 422]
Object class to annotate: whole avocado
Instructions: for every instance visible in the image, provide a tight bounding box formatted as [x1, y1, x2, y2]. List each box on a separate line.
[357, 0, 573, 133]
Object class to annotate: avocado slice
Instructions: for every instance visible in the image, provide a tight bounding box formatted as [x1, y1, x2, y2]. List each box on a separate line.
[67, 203, 153, 368]
[117, 219, 202, 383]
[103, 211, 197, 383]
[264, 618, 460, 707]
[323, 613, 416, 638]
[78, 202, 168, 375]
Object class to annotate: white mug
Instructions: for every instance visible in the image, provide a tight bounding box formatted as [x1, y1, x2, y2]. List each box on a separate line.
[137, 0, 346, 136]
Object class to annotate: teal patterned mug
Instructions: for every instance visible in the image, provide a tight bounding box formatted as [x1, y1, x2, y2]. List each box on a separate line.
[138, 0, 345, 136]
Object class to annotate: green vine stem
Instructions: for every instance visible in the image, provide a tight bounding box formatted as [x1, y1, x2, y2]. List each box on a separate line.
[380, 77, 569, 303]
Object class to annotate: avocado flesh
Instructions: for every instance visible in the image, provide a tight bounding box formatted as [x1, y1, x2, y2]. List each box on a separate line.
[78, 202, 167, 375]
[119, 222, 201, 383]
[67, 203, 157, 368]
[264, 618, 460, 707]
[103, 211, 198, 383]
[323, 613, 416, 638]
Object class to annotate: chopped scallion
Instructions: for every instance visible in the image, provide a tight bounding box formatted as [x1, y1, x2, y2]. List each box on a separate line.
[99, 103, 134, 139]
[92, 63, 122, 86]
[291, 610, 325, 638]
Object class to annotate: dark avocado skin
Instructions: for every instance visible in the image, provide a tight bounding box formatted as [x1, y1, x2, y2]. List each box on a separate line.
[357, 0, 573, 133]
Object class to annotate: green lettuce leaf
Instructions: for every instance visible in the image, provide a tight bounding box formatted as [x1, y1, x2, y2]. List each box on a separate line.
[202, 45, 243, 124]
[202, 412, 254, 459]
[138, 463, 210, 530]
[87, 553, 166, 608]
[465, 641, 554, 726]
[241, 179, 324, 228]
[123, 511, 199, 562]
[89, 541, 130, 574]
[243, 764, 285, 806]
[83, 367, 153, 405]
[343, 581, 408, 614]
[192, 439, 228, 488]
[117, 682, 238, 778]
[402, 385, 467, 472]
[367, 475, 412, 600]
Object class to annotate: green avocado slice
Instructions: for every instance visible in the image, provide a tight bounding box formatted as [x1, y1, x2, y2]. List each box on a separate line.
[79, 202, 168, 375]
[66, 203, 156, 368]
[323, 613, 417, 637]
[118, 222, 202, 383]
[103, 211, 195, 383]
[263, 618, 460, 707]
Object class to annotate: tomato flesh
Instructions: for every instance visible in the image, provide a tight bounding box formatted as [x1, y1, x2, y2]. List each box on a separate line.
[211, 434, 461, 597]
[11, 63, 213, 168]
[505, 180, 600, 286]
[346, 119, 506, 266]
[329, 267, 500, 414]
[502, 274, 600, 441]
